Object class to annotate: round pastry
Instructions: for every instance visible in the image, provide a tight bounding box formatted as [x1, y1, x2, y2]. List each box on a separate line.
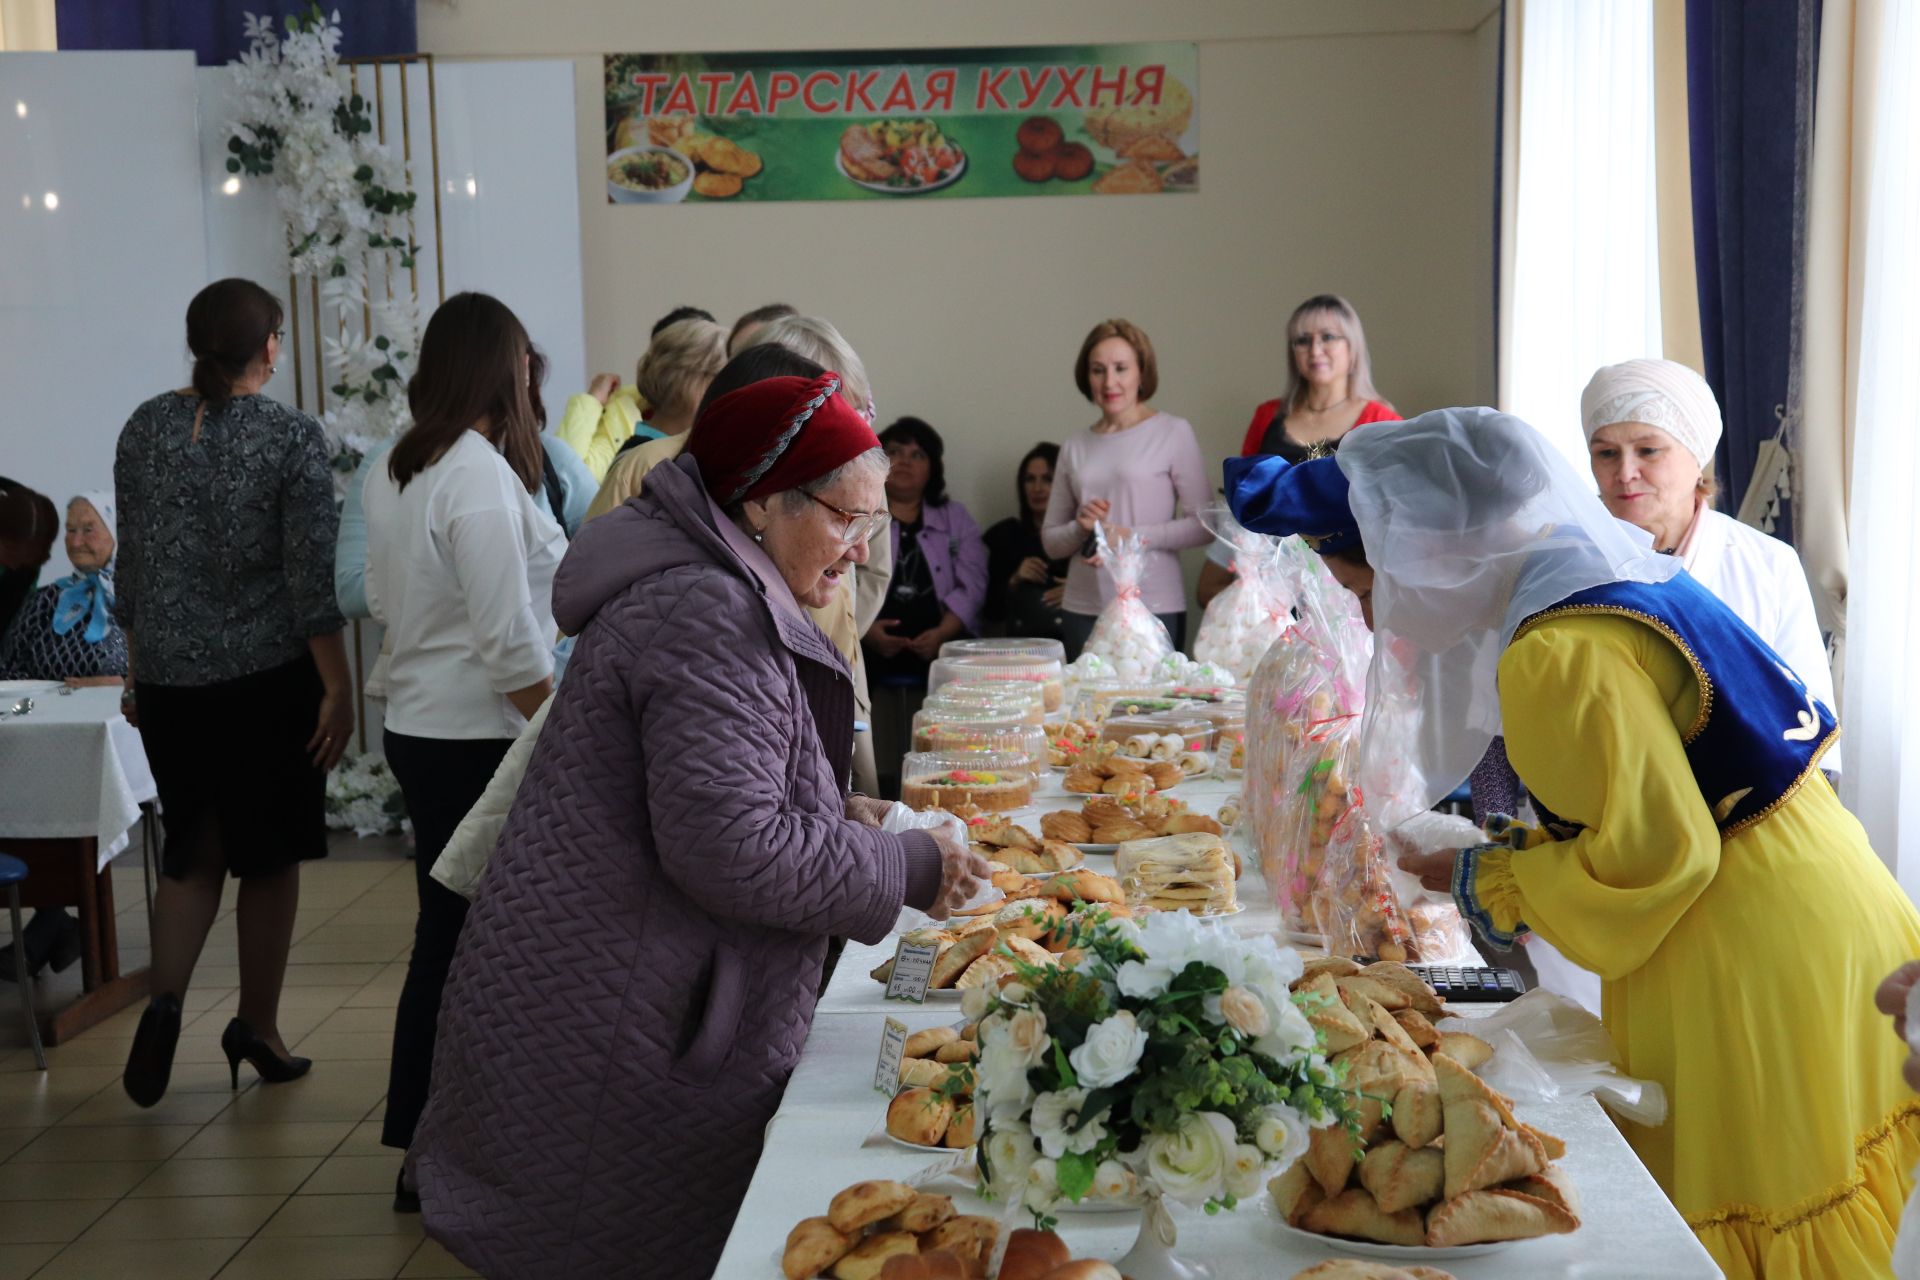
[886, 1087, 953, 1147]
[903, 1026, 958, 1059]
[998, 1229, 1072, 1280]
[1013, 148, 1057, 183]
[1052, 142, 1095, 182]
[1016, 115, 1065, 155]
[900, 768, 1033, 814]
[782, 1216, 855, 1280]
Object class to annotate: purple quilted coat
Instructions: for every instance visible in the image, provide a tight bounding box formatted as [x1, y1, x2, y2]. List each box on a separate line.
[410, 456, 943, 1279]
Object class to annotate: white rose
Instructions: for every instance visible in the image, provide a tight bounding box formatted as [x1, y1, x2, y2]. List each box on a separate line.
[984, 1119, 1036, 1191]
[961, 986, 993, 1021]
[1030, 1087, 1111, 1159]
[1225, 1142, 1268, 1200]
[1252, 1104, 1311, 1165]
[1093, 1158, 1138, 1202]
[1218, 986, 1270, 1038]
[999, 981, 1032, 1006]
[1253, 998, 1317, 1061]
[975, 1039, 1035, 1114]
[1141, 1111, 1236, 1205]
[1069, 1011, 1149, 1089]
[1004, 1007, 1051, 1069]
[1024, 1157, 1060, 1212]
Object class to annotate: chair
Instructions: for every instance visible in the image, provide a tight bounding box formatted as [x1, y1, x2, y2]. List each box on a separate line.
[0, 854, 47, 1070]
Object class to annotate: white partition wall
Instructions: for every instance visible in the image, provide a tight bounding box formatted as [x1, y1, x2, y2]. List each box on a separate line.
[0, 51, 209, 577]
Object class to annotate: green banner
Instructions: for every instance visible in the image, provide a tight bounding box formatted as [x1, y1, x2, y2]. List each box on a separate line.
[602, 43, 1198, 204]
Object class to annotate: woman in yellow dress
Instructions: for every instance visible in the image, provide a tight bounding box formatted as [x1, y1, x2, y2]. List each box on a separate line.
[1227, 407, 1920, 1278]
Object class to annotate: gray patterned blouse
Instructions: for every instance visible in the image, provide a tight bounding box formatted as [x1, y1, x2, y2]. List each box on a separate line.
[114, 392, 345, 687]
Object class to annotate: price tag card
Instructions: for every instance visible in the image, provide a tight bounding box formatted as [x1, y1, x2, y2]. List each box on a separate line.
[873, 1017, 908, 1095]
[885, 937, 941, 1003]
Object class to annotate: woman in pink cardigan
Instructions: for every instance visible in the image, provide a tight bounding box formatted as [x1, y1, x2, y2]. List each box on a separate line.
[1041, 317, 1212, 656]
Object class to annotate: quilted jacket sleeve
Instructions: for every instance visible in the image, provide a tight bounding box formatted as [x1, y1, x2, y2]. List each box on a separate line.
[630, 573, 930, 944]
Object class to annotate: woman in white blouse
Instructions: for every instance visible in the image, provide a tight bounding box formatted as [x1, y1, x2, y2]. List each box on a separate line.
[361, 293, 565, 1208]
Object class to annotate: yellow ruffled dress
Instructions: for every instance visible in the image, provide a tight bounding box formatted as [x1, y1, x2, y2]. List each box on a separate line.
[1466, 613, 1920, 1279]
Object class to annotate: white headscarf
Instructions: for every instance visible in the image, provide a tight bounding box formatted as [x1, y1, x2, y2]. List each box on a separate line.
[1337, 408, 1683, 828]
[1580, 358, 1723, 470]
[69, 491, 116, 548]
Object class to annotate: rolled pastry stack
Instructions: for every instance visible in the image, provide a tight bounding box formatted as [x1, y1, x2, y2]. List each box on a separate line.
[1115, 832, 1237, 915]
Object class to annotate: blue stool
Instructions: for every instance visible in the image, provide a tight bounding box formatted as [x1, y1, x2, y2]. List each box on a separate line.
[0, 855, 46, 1071]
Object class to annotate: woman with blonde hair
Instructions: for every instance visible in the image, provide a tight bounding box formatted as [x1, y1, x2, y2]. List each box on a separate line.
[558, 313, 727, 479]
[1237, 293, 1400, 460]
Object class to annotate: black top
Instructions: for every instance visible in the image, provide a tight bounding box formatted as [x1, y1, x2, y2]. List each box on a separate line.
[0, 474, 56, 644]
[983, 517, 1068, 641]
[866, 515, 944, 683]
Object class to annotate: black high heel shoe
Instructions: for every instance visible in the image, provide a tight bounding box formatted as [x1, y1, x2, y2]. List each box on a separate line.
[123, 994, 183, 1107]
[220, 1016, 313, 1090]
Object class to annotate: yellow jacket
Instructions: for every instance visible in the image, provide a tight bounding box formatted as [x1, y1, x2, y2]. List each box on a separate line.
[555, 387, 647, 481]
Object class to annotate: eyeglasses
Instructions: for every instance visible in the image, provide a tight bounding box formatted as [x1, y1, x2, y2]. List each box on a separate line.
[802, 490, 889, 546]
[1290, 332, 1348, 350]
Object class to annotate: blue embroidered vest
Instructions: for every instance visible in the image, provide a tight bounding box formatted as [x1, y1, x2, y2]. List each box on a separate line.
[1512, 571, 1837, 836]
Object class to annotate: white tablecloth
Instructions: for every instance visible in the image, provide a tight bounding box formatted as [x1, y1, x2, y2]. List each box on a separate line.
[717, 766, 1724, 1278]
[0, 685, 155, 870]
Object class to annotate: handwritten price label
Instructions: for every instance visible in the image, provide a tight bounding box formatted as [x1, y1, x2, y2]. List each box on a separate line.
[874, 1017, 908, 1095]
[885, 937, 942, 1003]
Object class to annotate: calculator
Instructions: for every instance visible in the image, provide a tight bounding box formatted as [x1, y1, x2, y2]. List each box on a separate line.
[1406, 965, 1528, 1002]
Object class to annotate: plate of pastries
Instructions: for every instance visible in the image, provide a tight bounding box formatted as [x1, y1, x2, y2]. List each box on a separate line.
[1038, 793, 1226, 853]
[885, 1026, 978, 1151]
[868, 873, 1127, 997]
[782, 1201, 1128, 1280]
[1267, 959, 1580, 1259]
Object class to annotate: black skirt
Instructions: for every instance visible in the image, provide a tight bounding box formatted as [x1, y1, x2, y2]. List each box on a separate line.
[137, 654, 328, 879]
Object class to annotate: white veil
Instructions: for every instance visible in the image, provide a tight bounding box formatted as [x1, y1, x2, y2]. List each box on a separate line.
[1337, 408, 1682, 828]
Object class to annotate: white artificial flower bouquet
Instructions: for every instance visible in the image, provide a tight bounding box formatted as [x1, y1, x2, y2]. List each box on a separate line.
[972, 907, 1356, 1227]
[324, 750, 408, 837]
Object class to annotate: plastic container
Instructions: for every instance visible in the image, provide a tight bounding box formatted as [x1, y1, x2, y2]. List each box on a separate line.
[909, 709, 1048, 776]
[898, 750, 1035, 815]
[940, 637, 1067, 666]
[1083, 687, 1191, 721]
[1192, 705, 1247, 773]
[927, 654, 1066, 713]
[921, 682, 1047, 725]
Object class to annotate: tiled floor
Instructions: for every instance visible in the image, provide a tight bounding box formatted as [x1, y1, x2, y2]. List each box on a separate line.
[0, 836, 477, 1279]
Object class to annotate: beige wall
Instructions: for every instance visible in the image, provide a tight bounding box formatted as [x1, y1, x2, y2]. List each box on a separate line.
[421, 3, 1501, 556]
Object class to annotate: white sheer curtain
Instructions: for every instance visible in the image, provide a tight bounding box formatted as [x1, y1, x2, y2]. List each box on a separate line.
[1836, 1, 1920, 897]
[1499, 0, 1663, 471]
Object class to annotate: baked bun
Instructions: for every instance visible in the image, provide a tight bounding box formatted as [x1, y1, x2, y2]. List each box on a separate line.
[1012, 149, 1056, 183]
[934, 1038, 980, 1064]
[783, 1216, 855, 1280]
[886, 1086, 954, 1147]
[827, 1180, 917, 1233]
[918, 1215, 997, 1270]
[997, 1228, 1072, 1280]
[943, 1101, 977, 1148]
[903, 1027, 958, 1059]
[1052, 142, 1094, 181]
[831, 1230, 920, 1280]
[881, 1191, 955, 1234]
[898, 1058, 950, 1090]
[879, 1251, 971, 1280]
[1016, 115, 1065, 154]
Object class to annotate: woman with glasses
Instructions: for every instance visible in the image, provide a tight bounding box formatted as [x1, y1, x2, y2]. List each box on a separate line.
[1237, 293, 1400, 460]
[862, 416, 987, 792]
[406, 370, 988, 1280]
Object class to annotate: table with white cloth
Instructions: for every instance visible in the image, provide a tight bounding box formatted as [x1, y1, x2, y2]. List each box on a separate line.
[714, 767, 1723, 1279]
[0, 684, 156, 1041]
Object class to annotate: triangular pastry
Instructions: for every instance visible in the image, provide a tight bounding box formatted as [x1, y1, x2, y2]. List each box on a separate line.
[1267, 1156, 1325, 1226]
[1337, 974, 1412, 1012]
[1424, 1188, 1580, 1247]
[1432, 1030, 1493, 1069]
[1305, 1120, 1358, 1197]
[1359, 961, 1446, 1014]
[1358, 1140, 1445, 1214]
[1506, 1164, 1580, 1215]
[1301, 1187, 1427, 1247]
[1297, 972, 1370, 1055]
[1440, 1098, 1545, 1200]
[1391, 1080, 1442, 1149]
[1392, 1008, 1440, 1049]
[1362, 996, 1424, 1056]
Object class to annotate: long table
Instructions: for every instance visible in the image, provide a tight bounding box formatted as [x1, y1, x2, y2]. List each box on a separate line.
[0, 684, 154, 1042]
[714, 771, 1723, 1278]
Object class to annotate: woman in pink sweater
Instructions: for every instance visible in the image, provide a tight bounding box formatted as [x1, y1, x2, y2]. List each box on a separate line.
[1041, 318, 1212, 656]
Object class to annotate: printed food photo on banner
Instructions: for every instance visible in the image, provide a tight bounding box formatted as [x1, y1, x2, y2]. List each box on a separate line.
[602, 43, 1198, 203]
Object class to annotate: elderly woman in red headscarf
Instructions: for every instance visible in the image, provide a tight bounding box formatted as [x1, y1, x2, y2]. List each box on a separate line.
[406, 372, 989, 1280]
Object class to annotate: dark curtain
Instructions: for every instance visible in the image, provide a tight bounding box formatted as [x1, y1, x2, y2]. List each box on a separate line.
[1684, 0, 1819, 532]
[55, 1, 416, 66]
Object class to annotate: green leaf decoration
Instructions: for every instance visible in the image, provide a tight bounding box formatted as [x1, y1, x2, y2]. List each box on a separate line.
[1056, 1151, 1096, 1203]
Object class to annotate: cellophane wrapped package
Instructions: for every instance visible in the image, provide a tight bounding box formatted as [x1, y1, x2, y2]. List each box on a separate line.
[1192, 507, 1295, 682]
[1082, 525, 1174, 683]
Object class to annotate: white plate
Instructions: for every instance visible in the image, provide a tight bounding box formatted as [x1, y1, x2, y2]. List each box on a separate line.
[0, 680, 60, 696]
[1271, 1218, 1519, 1261]
[876, 987, 966, 1003]
[1054, 1198, 1142, 1214]
[883, 1132, 974, 1154]
[835, 147, 968, 195]
[1070, 843, 1119, 855]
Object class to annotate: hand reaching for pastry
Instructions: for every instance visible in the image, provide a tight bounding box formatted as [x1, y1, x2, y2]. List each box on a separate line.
[1875, 961, 1920, 1092]
[1396, 847, 1460, 895]
[927, 823, 992, 921]
[844, 794, 893, 828]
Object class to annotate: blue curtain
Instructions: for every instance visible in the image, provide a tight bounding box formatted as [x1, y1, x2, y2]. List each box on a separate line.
[55, 1, 415, 66]
[1684, 0, 1819, 531]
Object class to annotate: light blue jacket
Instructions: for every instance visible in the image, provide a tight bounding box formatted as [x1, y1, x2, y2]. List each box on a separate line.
[334, 433, 594, 619]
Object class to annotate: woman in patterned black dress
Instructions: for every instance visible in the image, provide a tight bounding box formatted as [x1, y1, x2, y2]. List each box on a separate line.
[115, 279, 354, 1108]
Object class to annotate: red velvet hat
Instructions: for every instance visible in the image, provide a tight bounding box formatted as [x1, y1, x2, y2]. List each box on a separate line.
[684, 372, 881, 506]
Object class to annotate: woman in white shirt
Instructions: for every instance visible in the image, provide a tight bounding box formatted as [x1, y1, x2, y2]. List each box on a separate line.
[361, 293, 565, 1207]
